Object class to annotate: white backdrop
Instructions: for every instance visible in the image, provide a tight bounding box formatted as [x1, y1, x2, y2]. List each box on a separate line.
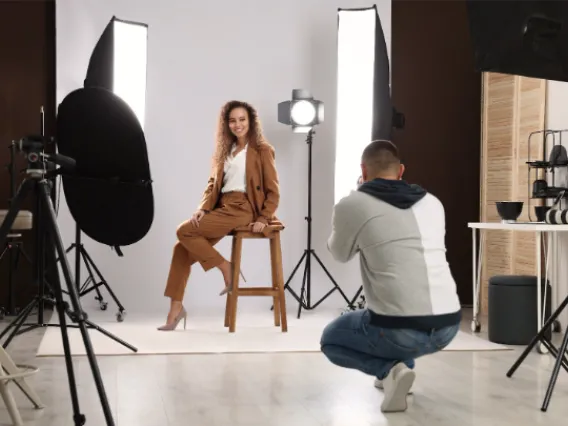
[55, 0, 392, 316]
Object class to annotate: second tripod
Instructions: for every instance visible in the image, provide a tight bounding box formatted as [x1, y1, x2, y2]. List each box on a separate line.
[281, 129, 352, 318]
[59, 225, 127, 322]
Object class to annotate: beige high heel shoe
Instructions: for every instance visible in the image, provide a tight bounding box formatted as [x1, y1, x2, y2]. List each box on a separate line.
[157, 306, 187, 331]
[219, 268, 247, 296]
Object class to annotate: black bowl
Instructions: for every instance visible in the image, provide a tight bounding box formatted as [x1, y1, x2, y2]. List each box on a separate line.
[496, 201, 523, 221]
[534, 205, 551, 222]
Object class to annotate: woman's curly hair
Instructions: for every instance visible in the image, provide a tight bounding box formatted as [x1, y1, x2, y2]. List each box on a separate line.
[212, 100, 271, 170]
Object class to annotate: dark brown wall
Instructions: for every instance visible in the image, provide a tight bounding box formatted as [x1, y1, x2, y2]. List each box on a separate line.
[0, 0, 56, 314]
[391, 0, 481, 305]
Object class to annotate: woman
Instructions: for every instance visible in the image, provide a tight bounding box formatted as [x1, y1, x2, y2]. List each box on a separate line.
[158, 100, 280, 330]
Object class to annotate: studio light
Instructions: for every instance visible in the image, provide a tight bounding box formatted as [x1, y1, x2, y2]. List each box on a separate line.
[278, 89, 324, 133]
[334, 6, 393, 204]
[84, 16, 148, 127]
[277, 90, 351, 319]
[0, 16, 153, 426]
[58, 16, 151, 322]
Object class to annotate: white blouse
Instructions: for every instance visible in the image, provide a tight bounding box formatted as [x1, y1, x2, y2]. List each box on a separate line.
[221, 143, 247, 193]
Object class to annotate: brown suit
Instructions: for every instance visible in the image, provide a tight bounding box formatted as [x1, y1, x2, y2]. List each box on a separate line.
[164, 143, 281, 301]
[198, 143, 279, 224]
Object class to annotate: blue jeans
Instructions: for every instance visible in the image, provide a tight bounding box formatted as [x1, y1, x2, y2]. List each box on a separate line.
[320, 310, 460, 380]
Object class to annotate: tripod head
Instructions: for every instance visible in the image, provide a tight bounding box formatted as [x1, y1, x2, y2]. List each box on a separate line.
[11, 136, 76, 180]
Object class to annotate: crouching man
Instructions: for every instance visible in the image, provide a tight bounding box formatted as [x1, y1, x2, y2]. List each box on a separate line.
[320, 140, 461, 413]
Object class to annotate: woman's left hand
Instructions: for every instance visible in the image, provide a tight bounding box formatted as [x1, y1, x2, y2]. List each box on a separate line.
[250, 221, 266, 233]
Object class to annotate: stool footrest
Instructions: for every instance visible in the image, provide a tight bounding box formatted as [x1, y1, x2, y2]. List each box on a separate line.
[237, 287, 279, 296]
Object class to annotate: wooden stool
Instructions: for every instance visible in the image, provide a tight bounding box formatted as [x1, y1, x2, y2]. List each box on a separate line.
[224, 223, 288, 333]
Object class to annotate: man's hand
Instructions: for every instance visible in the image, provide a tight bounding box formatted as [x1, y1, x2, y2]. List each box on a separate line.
[190, 209, 206, 227]
[250, 221, 267, 233]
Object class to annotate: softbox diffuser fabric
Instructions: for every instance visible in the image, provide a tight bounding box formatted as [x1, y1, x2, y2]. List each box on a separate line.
[368, 5, 393, 141]
[334, 5, 393, 203]
[55, 87, 154, 247]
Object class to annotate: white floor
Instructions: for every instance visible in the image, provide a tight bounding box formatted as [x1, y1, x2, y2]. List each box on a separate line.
[36, 309, 509, 356]
[0, 308, 566, 425]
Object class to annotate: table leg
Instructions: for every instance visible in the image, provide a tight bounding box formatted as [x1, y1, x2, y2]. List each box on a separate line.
[472, 228, 481, 333]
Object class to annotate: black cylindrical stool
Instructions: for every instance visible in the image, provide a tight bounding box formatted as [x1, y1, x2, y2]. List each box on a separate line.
[488, 275, 551, 345]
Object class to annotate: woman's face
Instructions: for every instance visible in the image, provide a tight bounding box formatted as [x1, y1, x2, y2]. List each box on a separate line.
[228, 107, 250, 140]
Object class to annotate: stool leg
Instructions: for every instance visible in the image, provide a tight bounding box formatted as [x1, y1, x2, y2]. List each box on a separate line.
[224, 237, 237, 328]
[270, 236, 281, 327]
[271, 233, 287, 332]
[0, 363, 23, 426]
[0, 347, 43, 409]
[228, 237, 243, 332]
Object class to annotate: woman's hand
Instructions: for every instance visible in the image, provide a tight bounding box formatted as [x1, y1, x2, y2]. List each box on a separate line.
[190, 209, 206, 227]
[250, 221, 266, 233]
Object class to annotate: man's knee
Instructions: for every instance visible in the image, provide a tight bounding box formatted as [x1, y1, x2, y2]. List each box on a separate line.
[320, 317, 340, 348]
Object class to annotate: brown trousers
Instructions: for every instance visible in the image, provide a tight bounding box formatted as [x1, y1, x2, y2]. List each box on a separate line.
[164, 192, 254, 301]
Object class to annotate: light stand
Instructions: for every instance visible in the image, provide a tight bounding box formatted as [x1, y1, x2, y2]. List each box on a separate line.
[0, 141, 33, 317]
[282, 129, 351, 318]
[57, 224, 128, 322]
[506, 292, 568, 412]
[0, 144, 119, 425]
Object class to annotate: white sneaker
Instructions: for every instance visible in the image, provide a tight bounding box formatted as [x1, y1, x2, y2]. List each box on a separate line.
[380, 363, 416, 413]
[374, 377, 413, 395]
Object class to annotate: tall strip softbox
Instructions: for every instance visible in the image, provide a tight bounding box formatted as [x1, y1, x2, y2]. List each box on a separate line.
[334, 5, 392, 203]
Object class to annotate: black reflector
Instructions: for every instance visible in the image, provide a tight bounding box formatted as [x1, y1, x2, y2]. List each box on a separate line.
[56, 87, 153, 247]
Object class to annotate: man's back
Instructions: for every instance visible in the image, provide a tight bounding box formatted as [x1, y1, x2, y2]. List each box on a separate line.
[328, 178, 461, 330]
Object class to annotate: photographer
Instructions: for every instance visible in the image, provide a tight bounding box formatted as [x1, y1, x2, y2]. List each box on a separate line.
[320, 140, 461, 413]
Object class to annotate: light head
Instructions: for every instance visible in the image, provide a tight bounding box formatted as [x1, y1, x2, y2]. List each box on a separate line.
[278, 89, 324, 133]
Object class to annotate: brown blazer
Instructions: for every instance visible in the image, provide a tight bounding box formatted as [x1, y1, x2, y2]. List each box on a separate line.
[198, 143, 280, 225]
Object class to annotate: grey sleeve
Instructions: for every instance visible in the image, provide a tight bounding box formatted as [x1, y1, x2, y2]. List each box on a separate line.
[327, 197, 360, 263]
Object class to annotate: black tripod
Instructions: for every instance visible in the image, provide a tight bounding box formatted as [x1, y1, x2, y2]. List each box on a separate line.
[0, 158, 121, 425]
[0, 167, 137, 354]
[281, 129, 351, 318]
[506, 292, 568, 412]
[0, 141, 33, 317]
[57, 225, 127, 322]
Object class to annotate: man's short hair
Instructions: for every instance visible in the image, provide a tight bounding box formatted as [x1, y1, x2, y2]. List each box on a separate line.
[361, 140, 400, 174]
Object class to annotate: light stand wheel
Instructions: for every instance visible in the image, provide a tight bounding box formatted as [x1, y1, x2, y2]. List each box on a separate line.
[99, 302, 108, 311]
[471, 320, 481, 333]
[553, 320, 562, 333]
[116, 310, 126, 322]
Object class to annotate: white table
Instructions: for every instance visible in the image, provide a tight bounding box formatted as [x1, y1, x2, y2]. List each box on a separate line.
[468, 222, 568, 353]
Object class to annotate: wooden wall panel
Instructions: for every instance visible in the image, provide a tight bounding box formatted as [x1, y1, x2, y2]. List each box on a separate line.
[480, 72, 546, 313]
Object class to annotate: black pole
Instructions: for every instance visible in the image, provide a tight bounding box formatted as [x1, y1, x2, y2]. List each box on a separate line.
[36, 179, 45, 324]
[280, 129, 352, 318]
[76, 225, 81, 291]
[306, 130, 312, 306]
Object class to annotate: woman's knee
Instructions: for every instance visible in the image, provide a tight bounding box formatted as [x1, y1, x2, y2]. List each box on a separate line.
[176, 220, 197, 240]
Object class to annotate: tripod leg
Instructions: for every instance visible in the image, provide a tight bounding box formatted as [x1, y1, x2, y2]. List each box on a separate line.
[50, 272, 86, 426]
[297, 258, 309, 319]
[541, 326, 568, 411]
[40, 182, 115, 426]
[507, 292, 568, 378]
[1, 299, 37, 348]
[312, 250, 351, 304]
[80, 248, 106, 305]
[283, 251, 308, 305]
[82, 247, 126, 314]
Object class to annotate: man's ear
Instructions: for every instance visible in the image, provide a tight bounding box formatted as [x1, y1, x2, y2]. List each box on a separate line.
[398, 164, 405, 180]
[360, 163, 367, 182]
